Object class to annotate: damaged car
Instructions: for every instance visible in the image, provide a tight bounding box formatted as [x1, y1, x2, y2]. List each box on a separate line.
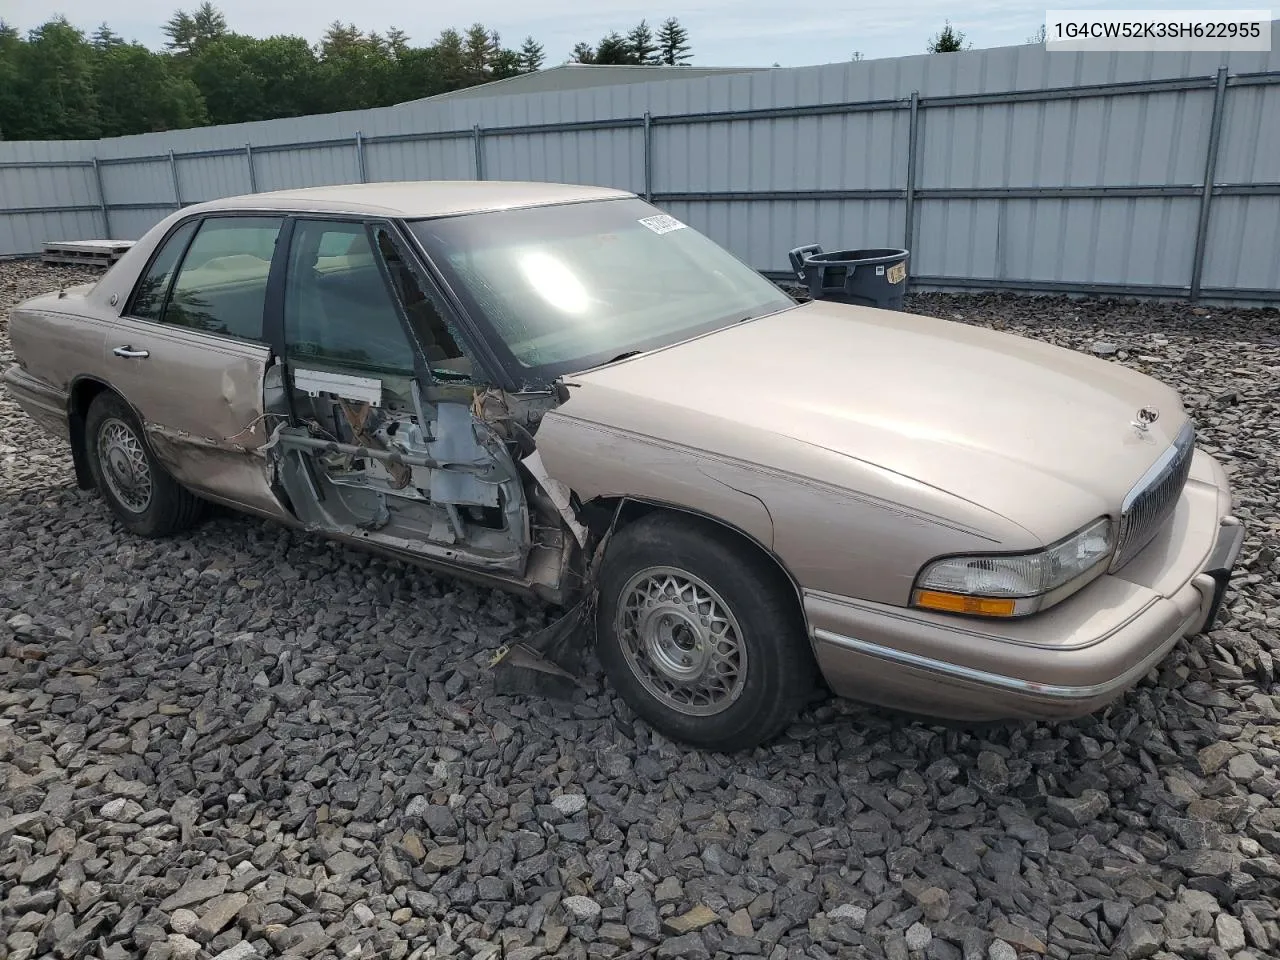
[4, 181, 1244, 751]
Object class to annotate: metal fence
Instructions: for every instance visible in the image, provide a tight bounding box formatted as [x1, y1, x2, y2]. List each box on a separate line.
[2, 32, 1279, 304]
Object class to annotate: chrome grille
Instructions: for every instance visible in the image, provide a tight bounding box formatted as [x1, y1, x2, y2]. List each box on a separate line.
[1111, 422, 1196, 571]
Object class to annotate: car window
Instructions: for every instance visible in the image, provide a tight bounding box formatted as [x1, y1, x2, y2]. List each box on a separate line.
[162, 217, 282, 341]
[284, 220, 474, 381]
[128, 220, 199, 321]
[371, 226, 473, 380]
[407, 198, 794, 380]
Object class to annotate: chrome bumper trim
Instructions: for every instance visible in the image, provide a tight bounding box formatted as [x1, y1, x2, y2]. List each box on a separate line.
[813, 615, 1193, 702]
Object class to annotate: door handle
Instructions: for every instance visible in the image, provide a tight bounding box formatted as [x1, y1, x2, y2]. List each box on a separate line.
[112, 346, 150, 359]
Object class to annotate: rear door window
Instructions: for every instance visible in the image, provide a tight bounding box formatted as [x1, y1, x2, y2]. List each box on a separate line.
[127, 220, 199, 321]
[162, 217, 283, 341]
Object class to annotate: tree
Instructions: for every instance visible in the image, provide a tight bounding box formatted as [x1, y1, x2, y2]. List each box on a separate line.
[517, 36, 544, 73]
[627, 20, 658, 65]
[95, 42, 206, 135]
[431, 28, 468, 90]
[0, 21, 22, 140]
[593, 32, 631, 65]
[657, 17, 691, 65]
[851, 51, 864, 61]
[927, 20, 969, 53]
[316, 24, 394, 111]
[10, 18, 100, 139]
[385, 27, 410, 59]
[1027, 24, 1046, 44]
[187, 34, 268, 123]
[462, 23, 491, 82]
[320, 21, 363, 58]
[244, 35, 320, 117]
[91, 24, 125, 49]
[0, 10, 674, 139]
[163, 2, 227, 54]
[490, 47, 522, 80]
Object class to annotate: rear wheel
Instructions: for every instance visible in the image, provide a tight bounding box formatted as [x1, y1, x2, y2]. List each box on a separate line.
[595, 514, 813, 751]
[84, 392, 203, 537]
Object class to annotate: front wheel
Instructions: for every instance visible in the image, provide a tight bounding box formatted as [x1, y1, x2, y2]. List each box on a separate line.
[595, 514, 813, 751]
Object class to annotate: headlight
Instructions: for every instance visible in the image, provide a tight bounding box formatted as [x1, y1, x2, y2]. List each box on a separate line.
[913, 517, 1114, 618]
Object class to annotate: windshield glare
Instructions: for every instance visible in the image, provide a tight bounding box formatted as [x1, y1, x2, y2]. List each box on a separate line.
[408, 198, 793, 379]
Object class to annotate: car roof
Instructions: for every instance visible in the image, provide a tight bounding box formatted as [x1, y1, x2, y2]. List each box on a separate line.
[188, 180, 636, 219]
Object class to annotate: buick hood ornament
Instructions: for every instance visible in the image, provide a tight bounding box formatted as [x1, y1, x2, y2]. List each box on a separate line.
[1132, 406, 1160, 432]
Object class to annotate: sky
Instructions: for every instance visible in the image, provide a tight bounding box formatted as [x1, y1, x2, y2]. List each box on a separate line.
[3, 1, 1256, 67]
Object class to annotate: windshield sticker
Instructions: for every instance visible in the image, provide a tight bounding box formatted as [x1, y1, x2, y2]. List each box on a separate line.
[638, 214, 686, 235]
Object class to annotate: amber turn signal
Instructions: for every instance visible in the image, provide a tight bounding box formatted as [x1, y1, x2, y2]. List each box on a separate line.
[913, 590, 1018, 617]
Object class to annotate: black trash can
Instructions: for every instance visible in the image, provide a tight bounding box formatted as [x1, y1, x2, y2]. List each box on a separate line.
[788, 243, 910, 310]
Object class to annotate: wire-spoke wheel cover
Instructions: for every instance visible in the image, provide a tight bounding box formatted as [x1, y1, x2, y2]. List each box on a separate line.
[615, 565, 748, 716]
[97, 417, 153, 513]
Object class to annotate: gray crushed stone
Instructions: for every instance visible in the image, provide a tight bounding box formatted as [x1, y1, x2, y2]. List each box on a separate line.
[2, 262, 1278, 960]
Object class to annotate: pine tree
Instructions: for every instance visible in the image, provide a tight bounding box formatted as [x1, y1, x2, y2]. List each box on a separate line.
[593, 32, 630, 65]
[163, 3, 227, 53]
[927, 20, 969, 53]
[386, 27, 409, 58]
[92, 24, 125, 49]
[571, 42, 596, 64]
[462, 23, 491, 81]
[433, 28, 467, 88]
[656, 17, 691, 65]
[320, 21, 363, 58]
[626, 20, 658, 65]
[518, 36, 544, 72]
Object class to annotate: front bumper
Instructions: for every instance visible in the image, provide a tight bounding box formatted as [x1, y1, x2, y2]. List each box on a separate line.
[807, 449, 1243, 721]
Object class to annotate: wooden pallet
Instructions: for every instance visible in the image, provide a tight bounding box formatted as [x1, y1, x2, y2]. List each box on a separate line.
[41, 240, 135, 268]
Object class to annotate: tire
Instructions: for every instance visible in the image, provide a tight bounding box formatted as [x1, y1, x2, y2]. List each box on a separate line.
[84, 391, 203, 537]
[595, 513, 814, 751]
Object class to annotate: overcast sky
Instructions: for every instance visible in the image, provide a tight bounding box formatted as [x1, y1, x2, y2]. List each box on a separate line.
[4, 1, 1249, 66]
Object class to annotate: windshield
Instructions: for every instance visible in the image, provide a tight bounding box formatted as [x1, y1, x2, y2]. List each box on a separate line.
[407, 198, 794, 379]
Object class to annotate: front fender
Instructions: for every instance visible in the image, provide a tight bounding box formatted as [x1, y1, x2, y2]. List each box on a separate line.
[536, 410, 1019, 607]
[534, 413, 776, 553]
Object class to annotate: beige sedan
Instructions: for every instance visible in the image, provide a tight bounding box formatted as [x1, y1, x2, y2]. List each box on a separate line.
[4, 181, 1243, 751]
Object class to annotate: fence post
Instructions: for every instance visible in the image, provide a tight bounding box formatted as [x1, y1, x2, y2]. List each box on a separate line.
[91, 157, 113, 239]
[168, 149, 183, 209]
[1191, 65, 1229, 302]
[473, 125, 485, 180]
[643, 111, 653, 201]
[244, 143, 258, 192]
[354, 131, 367, 183]
[903, 91, 920, 259]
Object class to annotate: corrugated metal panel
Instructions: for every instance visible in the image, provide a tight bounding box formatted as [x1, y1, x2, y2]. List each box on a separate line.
[100, 158, 174, 208]
[1202, 196, 1280, 291]
[108, 208, 174, 243]
[661, 198, 903, 270]
[484, 130, 643, 191]
[364, 139, 474, 183]
[177, 153, 254, 203]
[0, 27, 1277, 303]
[253, 144, 360, 192]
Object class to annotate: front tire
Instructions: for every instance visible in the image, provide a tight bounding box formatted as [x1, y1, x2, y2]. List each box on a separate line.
[84, 392, 203, 537]
[595, 514, 813, 751]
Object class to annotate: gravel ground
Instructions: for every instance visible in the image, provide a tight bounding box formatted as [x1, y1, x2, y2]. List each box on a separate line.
[2, 261, 1279, 960]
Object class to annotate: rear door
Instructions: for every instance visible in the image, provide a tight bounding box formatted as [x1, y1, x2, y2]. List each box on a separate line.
[105, 214, 292, 520]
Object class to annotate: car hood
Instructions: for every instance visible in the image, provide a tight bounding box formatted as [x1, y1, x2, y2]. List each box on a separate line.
[555, 299, 1189, 544]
